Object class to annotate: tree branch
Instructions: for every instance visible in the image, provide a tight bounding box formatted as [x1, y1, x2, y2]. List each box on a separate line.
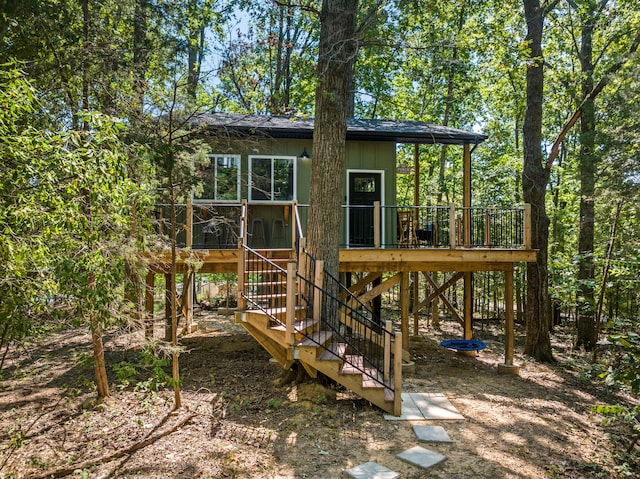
[545, 26, 640, 172]
[25, 412, 196, 479]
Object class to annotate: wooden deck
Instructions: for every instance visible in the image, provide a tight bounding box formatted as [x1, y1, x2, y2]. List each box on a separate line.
[146, 245, 536, 274]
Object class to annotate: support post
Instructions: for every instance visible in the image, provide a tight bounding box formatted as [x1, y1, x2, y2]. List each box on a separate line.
[463, 143, 471, 247]
[464, 272, 473, 340]
[400, 271, 410, 353]
[145, 272, 154, 339]
[393, 331, 403, 417]
[498, 267, 520, 375]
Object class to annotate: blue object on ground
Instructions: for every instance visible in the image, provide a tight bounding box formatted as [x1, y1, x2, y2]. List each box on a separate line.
[440, 339, 487, 351]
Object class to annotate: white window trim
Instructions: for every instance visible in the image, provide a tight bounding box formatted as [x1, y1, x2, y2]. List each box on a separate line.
[248, 155, 297, 203]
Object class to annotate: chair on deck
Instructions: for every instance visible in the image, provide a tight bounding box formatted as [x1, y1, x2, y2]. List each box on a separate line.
[397, 210, 418, 247]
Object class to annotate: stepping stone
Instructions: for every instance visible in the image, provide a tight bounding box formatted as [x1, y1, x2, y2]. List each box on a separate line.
[397, 445, 447, 470]
[413, 425, 453, 443]
[412, 392, 465, 420]
[384, 392, 464, 420]
[345, 461, 400, 479]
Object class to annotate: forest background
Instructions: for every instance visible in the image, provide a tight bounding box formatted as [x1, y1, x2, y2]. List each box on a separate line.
[1, 0, 640, 474]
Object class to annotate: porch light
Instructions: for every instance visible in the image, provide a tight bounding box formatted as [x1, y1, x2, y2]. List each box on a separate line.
[299, 147, 310, 159]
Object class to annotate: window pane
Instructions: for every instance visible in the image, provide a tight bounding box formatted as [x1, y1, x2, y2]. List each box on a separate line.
[251, 157, 272, 200]
[273, 158, 294, 200]
[215, 156, 239, 200]
[196, 157, 216, 199]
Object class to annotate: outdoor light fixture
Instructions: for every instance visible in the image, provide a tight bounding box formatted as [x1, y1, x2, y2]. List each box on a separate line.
[299, 147, 310, 159]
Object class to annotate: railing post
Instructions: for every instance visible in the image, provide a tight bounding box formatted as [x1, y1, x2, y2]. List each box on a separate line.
[314, 260, 324, 322]
[373, 201, 381, 248]
[393, 331, 403, 416]
[285, 261, 296, 347]
[524, 203, 532, 249]
[241, 200, 248, 241]
[237, 239, 246, 311]
[484, 210, 491, 247]
[384, 320, 392, 382]
[449, 203, 456, 249]
[291, 200, 298, 251]
[463, 207, 471, 247]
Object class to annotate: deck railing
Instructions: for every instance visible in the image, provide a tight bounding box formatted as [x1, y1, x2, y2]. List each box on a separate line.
[153, 201, 531, 250]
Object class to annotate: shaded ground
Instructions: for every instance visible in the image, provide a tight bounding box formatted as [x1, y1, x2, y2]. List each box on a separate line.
[0, 311, 638, 479]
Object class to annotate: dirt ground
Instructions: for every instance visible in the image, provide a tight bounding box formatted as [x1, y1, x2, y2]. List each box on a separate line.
[1, 311, 638, 479]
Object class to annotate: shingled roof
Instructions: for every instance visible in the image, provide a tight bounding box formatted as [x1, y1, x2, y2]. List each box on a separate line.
[192, 113, 487, 146]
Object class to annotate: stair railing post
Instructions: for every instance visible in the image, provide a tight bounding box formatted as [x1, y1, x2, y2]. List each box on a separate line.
[449, 203, 456, 249]
[384, 320, 392, 382]
[237, 238, 246, 311]
[393, 331, 402, 416]
[314, 260, 324, 323]
[285, 261, 296, 347]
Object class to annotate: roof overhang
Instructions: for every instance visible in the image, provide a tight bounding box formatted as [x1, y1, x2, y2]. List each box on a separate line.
[191, 113, 487, 146]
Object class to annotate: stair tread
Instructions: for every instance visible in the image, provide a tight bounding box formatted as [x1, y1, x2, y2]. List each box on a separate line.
[296, 330, 332, 347]
[340, 355, 364, 374]
[362, 368, 385, 388]
[317, 342, 347, 361]
[247, 304, 305, 314]
[270, 318, 318, 332]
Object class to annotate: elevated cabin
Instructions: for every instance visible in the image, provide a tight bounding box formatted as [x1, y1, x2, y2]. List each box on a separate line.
[147, 113, 537, 415]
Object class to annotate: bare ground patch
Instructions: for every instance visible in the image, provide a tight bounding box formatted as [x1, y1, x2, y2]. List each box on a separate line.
[0, 313, 637, 478]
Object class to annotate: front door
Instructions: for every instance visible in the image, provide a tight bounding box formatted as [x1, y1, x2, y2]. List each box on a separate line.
[347, 171, 382, 247]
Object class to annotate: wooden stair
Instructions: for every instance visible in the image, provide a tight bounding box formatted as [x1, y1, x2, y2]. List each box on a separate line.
[236, 246, 401, 416]
[236, 308, 398, 414]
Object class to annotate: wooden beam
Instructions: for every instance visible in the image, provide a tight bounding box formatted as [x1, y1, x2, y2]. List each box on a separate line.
[463, 144, 471, 247]
[423, 273, 464, 326]
[504, 268, 515, 366]
[344, 271, 381, 298]
[416, 271, 464, 310]
[355, 272, 401, 305]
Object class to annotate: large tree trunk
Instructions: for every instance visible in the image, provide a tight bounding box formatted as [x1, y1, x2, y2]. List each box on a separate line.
[307, 0, 358, 287]
[575, 3, 598, 350]
[522, 0, 553, 362]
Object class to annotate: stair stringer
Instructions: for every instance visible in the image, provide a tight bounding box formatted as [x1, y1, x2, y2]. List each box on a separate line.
[235, 312, 294, 369]
[295, 344, 395, 415]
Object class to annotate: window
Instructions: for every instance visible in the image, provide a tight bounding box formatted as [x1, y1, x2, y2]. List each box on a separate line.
[249, 156, 296, 201]
[195, 154, 240, 201]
